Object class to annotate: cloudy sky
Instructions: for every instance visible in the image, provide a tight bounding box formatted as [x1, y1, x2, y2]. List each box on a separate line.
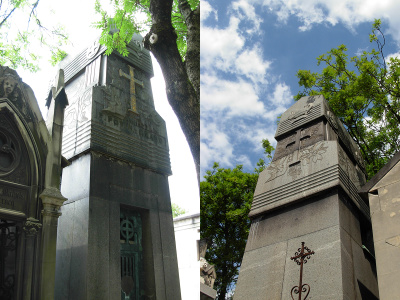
[13, 0, 199, 213]
[200, 0, 400, 176]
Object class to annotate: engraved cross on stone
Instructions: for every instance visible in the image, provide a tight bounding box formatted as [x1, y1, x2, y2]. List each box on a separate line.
[285, 129, 312, 151]
[119, 66, 144, 114]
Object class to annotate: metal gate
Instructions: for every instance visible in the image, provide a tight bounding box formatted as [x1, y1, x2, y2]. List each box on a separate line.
[120, 209, 143, 300]
[0, 219, 18, 300]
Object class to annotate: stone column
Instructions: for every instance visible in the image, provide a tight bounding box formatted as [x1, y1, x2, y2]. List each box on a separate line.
[21, 218, 42, 300]
[39, 187, 67, 299]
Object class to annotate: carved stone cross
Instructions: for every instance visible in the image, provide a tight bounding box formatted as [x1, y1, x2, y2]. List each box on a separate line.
[285, 129, 312, 151]
[119, 66, 144, 114]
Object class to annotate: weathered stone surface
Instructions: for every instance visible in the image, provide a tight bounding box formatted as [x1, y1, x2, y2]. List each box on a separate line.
[235, 95, 377, 300]
[234, 241, 287, 300]
[360, 154, 400, 299]
[251, 141, 369, 219]
[0, 65, 68, 299]
[56, 35, 180, 299]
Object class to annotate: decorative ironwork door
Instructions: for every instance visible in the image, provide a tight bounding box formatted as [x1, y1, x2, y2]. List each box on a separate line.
[120, 209, 143, 300]
[0, 219, 18, 300]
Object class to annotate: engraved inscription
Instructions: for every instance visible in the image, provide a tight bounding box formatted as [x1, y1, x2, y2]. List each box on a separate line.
[102, 80, 128, 118]
[0, 184, 27, 213]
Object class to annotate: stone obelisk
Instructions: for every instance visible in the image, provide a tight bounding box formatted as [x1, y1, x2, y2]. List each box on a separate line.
[234, 95, 379, 299]
[54, 36, 181, 299]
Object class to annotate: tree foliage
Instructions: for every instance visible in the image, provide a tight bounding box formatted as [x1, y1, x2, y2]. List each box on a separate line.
[200, 140, 274, 299]
[94, 0, 200, 181]
[296, 20, 400, 179]
[171, 202, 186, 218]
[0, 0, 68, 71]
[200, 163, 259, 300]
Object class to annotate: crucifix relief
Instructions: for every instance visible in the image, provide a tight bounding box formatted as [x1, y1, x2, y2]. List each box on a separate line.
[119, 66, 144, 114]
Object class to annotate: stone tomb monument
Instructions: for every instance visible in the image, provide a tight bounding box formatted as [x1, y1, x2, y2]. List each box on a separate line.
[234, 95, 379, 299]
[0, 66, 68, 299]
[55, 36, 181, 299]
[360, 151, 400, 299]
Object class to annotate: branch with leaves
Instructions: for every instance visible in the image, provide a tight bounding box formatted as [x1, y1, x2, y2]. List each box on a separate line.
[94, 0, 200, 182]
[0, 0, 68, 71]
[295, 19, 400, 178]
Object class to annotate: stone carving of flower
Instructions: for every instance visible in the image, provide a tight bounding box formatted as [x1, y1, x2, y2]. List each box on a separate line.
[300, 142, 328, 164]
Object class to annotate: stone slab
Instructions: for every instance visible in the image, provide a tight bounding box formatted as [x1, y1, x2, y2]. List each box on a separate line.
[60, 154, 90, 204]
[246, 190, 340, 252]
[234, 241, 287, 300]
[87, 197, 110, 299]
[200, 283, 217, 299]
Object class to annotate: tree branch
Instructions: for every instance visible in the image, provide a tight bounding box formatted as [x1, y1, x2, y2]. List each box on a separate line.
[0, 6, 17, 27]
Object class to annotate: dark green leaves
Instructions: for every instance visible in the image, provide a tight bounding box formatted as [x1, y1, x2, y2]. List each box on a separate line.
[295, 20, 400, 179]
[200, 163, 258, 299]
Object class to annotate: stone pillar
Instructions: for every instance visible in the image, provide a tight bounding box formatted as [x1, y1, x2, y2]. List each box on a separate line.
[55, 36, 181, 299]
[234, 95, 379, 300]
[39, 188, 66, 299]
[21, 218, 42, 300]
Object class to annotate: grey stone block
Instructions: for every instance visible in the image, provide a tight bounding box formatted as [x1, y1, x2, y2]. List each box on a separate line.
[246, 190, 340, 252]
[234, 241, 287, 300]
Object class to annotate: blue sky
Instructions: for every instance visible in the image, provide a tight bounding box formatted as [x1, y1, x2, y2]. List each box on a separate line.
[200, 0, 400, 176]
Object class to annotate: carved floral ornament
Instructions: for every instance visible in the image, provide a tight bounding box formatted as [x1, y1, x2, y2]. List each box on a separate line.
[266, 142, 328, 182]
[23, 217, 42, 237]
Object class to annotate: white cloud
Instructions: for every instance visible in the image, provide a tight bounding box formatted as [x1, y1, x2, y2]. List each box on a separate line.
[271, 82, 293, 106]
[201, 74, 265, 117]
[235, 47, 271, 83]
[200, 122, 234, 172]
[201, 0, 218, 23]
[231, 0, 263, 34]
[259, 0, 400, 42]
[201, 16, 245, 72]
[236, 155, 253, 170]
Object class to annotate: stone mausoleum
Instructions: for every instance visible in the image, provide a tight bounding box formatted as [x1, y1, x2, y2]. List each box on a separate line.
[55, 35, 181, 299]
[0, 66, 69, 299]
[0, 33, 182, 299]
[235, 95, 379, 299]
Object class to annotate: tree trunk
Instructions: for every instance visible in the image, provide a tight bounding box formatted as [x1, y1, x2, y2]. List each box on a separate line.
[144, 0, 200, 183]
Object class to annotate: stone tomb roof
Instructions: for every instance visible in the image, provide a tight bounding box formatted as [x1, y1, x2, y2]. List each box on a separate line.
[250, 95, 369, 219]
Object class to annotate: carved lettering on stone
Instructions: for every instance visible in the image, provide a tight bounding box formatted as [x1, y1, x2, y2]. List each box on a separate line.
[102, 80, 128, 118]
